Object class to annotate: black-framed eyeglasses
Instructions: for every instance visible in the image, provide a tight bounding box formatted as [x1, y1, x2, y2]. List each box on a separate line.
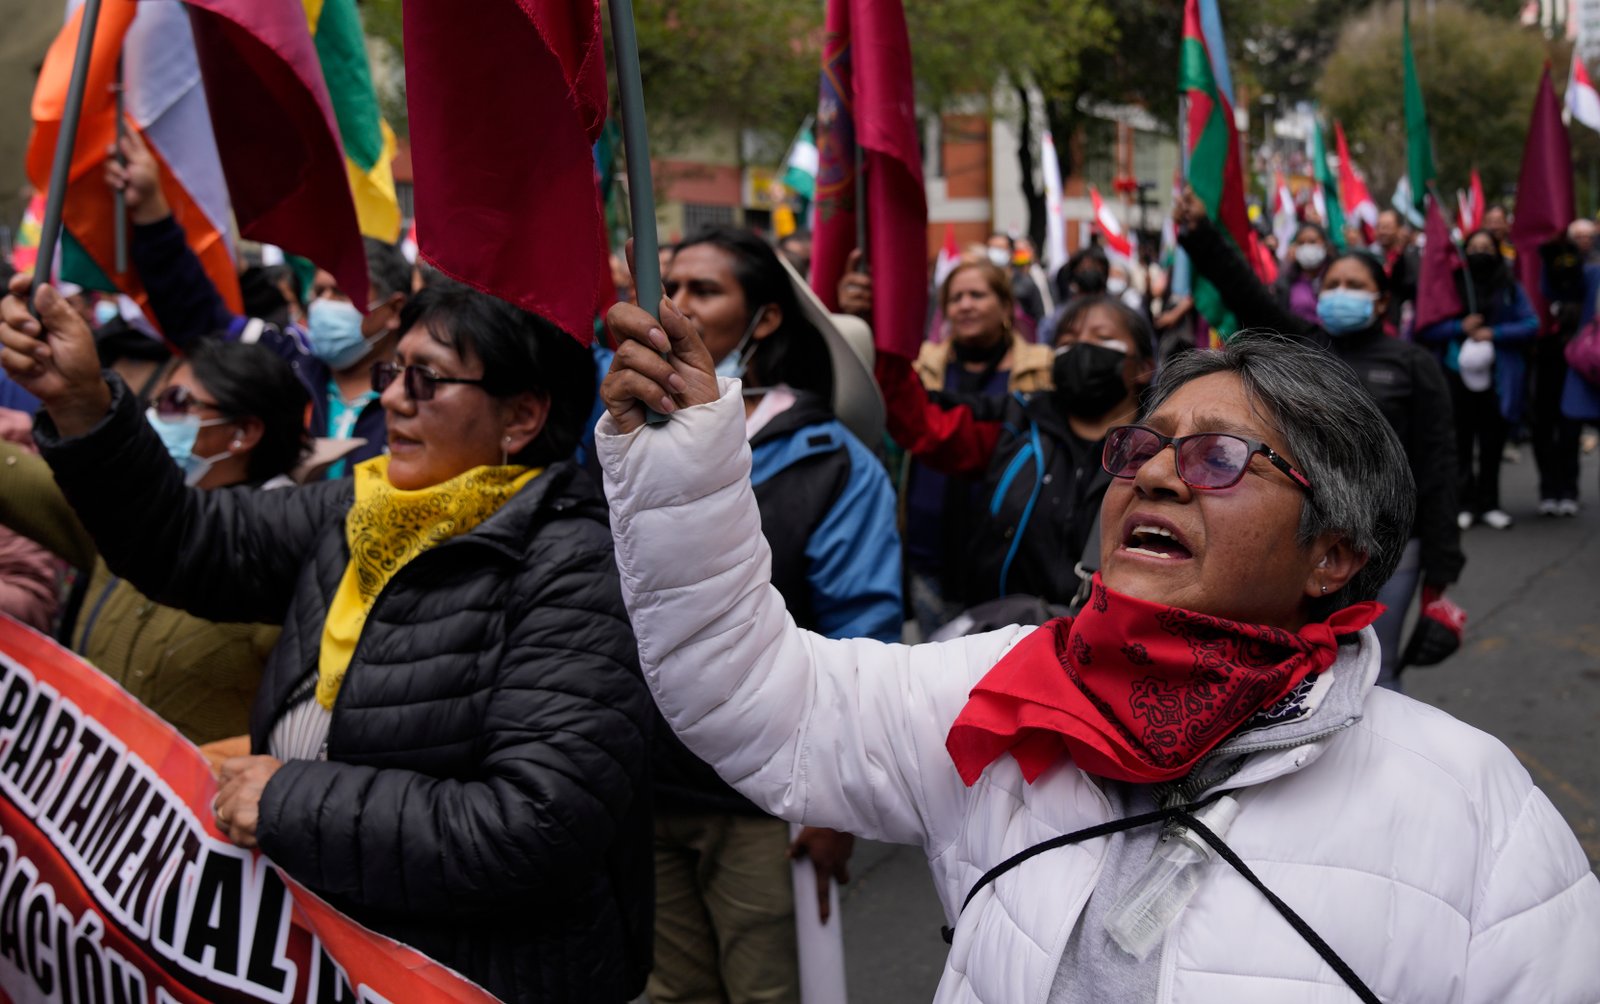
[153, 384, 228, 419]
[1102, 424, 1313, 492]
[371, 362, 489, 402]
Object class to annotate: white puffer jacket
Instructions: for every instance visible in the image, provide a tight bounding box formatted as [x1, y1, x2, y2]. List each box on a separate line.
[598, 387, 1600, 1004]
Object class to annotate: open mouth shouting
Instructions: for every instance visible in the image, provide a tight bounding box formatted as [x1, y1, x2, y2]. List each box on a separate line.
[1120, 516, 1194, 561]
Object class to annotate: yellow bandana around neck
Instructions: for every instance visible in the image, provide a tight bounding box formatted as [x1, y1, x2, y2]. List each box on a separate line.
[316, 455, 541, 710]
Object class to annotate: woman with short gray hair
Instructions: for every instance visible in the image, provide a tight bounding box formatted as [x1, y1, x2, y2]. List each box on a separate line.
[597, 298, 1600, 1002]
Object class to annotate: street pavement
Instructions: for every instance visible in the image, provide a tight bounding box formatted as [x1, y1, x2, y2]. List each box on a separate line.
[837, 443, 1600, 1002]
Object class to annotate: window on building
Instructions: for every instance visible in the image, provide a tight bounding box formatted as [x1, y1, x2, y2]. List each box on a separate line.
[1080, 118, 1116, 191]
[683, 202, 738, 234]
[396, 182, 415, 222]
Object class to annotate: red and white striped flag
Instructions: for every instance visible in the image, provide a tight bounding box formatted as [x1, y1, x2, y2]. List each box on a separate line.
[1567, 53, 1600, 135]
[1089, 185, 1133, 260]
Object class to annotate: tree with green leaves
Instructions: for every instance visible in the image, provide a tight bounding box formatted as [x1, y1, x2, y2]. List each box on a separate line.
[1318, 1, 1554, 202]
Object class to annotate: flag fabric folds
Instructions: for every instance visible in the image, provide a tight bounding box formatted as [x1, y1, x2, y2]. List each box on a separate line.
[932, 221, 960, 295]
[305, 0, 401, 242]
[1403, 0, 1435, 216]
[1089, 186, 1133, 260]
[1335, 121, 1377, 238]
[1415, 195, 1464, 332]
[1465, 168, 1486, 232]
[28, 0, 241, 314]
[1272, 171, 1297, 262]
[1179, 0, 1266, 335]
[783, 123, 819, 201]
[404, 0, 610, 344]
[1309, 118, 1346, 250]
[1041, 131, 1067, 278]
[811, 0, 928, 359]
[185, 0, 369, 308]
[1510, 65, 1574, 337]
[1567, 53, 1600, 135]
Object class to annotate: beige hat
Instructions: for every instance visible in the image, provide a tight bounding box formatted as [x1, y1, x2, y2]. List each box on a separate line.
[777, 256, 885, 450]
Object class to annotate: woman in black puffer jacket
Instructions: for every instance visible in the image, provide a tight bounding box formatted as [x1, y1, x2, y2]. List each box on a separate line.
[0, 276, 653, 1003]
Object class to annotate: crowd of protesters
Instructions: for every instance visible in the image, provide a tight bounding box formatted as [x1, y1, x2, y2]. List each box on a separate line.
[1, 139, 1598, 1002]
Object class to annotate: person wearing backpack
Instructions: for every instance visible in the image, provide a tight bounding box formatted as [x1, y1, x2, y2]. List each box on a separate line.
[870, 290, 1155, 609]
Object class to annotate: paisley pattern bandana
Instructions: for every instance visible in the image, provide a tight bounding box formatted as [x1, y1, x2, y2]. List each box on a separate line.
[316, 455, 541, 710]
[946, 574, 1383, 785]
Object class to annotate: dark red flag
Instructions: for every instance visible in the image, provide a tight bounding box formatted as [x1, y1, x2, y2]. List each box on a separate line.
[403, 0, 608, 343]
[1414, 195, 1464, 333]
[184, 0, 368, 306]
[810, 0, 928, 359]
[1509, 65, 1574, 336]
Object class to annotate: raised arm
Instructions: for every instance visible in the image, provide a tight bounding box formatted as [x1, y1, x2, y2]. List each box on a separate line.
[876, 351, 1001, 477]
[1175, 193, 1315, 339]
[597, 294, 1027, 851]
[111, 131, 241, 347]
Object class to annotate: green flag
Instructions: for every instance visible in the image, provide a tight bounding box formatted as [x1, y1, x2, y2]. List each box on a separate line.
[1310, 117, 1347, 250]
[783, 125, 818, 200]
[1403, 0, 1434, 215]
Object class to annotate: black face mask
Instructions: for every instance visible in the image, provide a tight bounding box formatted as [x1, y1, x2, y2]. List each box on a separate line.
[1052, 342, 1129, 418]
[1467, 252, 1501, 283]
[1072, 269, 1107, 294]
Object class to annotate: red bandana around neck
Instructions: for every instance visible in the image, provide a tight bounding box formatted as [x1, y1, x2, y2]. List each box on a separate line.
[946, 574, 1383, 786]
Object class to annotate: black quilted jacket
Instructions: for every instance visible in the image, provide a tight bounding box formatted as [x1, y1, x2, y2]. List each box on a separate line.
[36, 375, 654, 1003]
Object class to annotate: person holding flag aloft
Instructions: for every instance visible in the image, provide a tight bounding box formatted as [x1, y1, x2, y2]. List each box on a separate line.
[596, 256, 1600, 1003]
[1417, 229, 1538, 532]
[1174, 188, 1463, 688]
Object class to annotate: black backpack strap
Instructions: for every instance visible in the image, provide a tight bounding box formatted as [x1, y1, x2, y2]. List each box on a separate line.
[1174, 810, 1381, 1004]
[940, 804, 1187, 944]
[939, 802, 1382, 1004]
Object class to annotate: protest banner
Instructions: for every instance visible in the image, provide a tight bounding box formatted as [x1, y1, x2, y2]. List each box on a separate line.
[0, 616, 497, 1004]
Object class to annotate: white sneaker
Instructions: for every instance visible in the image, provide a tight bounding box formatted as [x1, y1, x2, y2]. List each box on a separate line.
[1538, 498, 1561, 516]
[1481, 509, 1514, 530]
[1457, 511, 1475, 530]
[1558, 499, 1580, 517]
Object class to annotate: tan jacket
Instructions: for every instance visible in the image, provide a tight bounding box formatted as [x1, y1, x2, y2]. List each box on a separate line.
[913, 332, 1054, 394]
[0, 440, 274, 744]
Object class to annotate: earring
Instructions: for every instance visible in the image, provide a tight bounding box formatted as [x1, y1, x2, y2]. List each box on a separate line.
[1320, 583, 1328, 595]
[501, 435, 511, 466]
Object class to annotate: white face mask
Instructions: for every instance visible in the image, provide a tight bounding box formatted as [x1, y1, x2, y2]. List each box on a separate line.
[1294, 243, 1327, 271]
[1106, 276, 1129, 296]
[714, 305, 769, 381]
[986, 247, 1013, 268]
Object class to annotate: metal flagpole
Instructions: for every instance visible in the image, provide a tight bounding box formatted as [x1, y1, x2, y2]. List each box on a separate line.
[606, 0, 659, 310]
[33, 0, 106, 306]
[606, 0, 669, 423]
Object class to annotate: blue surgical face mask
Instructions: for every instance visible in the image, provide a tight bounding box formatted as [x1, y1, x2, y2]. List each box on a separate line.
[308, 298, 384, 369]
[1316, 288, 1377, 336]
[93, 299, 120, 327]
[715, 305, 769, 381]
[146, 408, 234, 487]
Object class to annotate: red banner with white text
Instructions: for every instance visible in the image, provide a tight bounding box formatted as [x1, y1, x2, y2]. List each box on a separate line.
[0, 617, 497, 1004]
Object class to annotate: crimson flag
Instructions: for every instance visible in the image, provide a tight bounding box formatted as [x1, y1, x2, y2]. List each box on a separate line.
[403, 0, 608, 343]
[1414, 196, 1464, 333]
[810, 0, 928, 358]
[1509, 65, 1574, 336]
[184, 0, 368, 306]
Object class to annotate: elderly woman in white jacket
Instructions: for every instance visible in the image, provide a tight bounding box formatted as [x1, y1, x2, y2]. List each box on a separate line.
[598, 297, 1600, 1003]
